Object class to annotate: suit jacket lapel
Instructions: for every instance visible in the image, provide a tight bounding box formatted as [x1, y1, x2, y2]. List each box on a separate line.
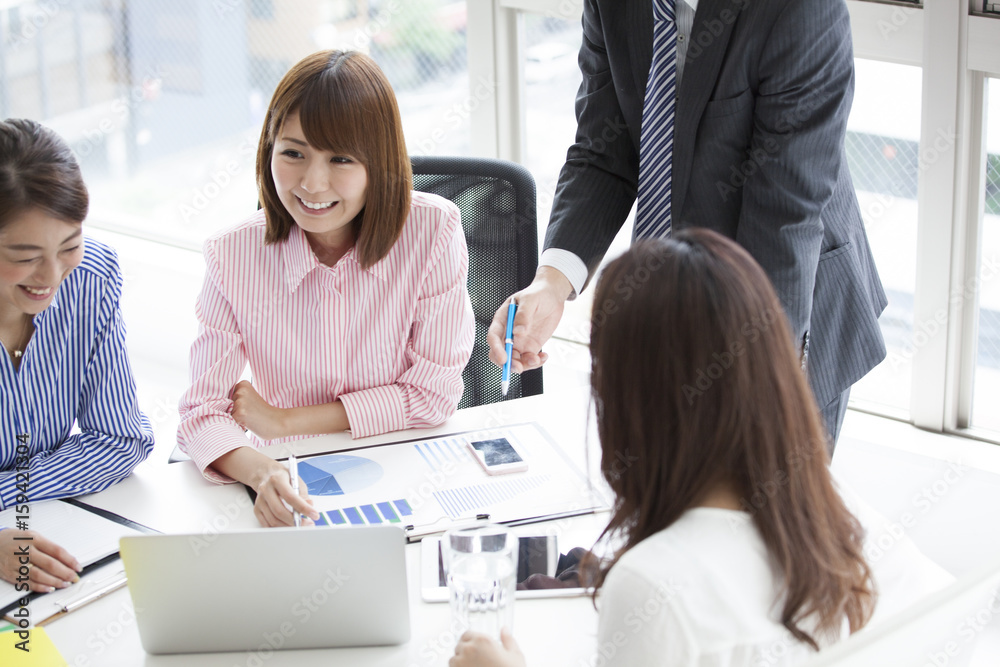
[672, 0, 742, 221]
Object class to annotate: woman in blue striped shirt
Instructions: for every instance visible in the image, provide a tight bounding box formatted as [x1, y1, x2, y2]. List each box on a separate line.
[0, 119, 154, 593]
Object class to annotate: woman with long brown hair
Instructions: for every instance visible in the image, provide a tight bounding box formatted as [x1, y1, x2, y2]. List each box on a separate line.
[452, 229, 878, 665]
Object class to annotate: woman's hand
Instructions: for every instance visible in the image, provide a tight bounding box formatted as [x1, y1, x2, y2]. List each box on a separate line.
[254, 463, 319, 528]
[231, 380, 289, 441]
[0, 529, 81, 593]
[213, 447, 321, 528]
[450, 629, 526, 667]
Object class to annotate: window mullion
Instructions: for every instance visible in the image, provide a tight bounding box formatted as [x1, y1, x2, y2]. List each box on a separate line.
[951, 72, 989, 430]
[910, 0, 963, 430]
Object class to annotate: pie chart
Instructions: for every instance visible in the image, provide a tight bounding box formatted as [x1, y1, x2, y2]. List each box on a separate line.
[297, 454, 384, 496]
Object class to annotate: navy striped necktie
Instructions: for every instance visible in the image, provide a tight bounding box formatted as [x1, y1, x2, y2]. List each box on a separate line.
[635, 0, 678, 240]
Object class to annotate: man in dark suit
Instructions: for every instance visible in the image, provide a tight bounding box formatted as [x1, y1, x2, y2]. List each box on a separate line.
[489, 0, 887, 447]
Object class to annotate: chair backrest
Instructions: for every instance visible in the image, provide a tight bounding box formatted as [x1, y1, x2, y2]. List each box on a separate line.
[411, 155, 543, 409]
[801, 558, 1000, 667]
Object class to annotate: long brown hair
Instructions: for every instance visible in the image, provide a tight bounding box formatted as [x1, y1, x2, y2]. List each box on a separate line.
[256, 50, 411, 268]
[588, 229, 874, 648]
[0, 118, 88, 230]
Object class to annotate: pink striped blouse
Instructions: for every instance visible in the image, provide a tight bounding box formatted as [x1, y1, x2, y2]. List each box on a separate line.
[178, 191, 475, 482]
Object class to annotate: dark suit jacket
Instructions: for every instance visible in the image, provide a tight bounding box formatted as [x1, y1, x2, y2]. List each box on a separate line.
[544, 0, 888, 407]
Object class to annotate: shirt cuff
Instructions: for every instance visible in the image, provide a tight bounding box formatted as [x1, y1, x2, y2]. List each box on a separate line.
[539, 248, 588, 299]
[339, 385, 407, 439]
[178, 420, 249, 484]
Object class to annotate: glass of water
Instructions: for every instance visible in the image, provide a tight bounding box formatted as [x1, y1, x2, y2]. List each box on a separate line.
[442, 524, 518, 639]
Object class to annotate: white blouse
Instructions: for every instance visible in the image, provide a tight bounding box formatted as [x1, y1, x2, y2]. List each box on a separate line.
[596, 498, 952, 666]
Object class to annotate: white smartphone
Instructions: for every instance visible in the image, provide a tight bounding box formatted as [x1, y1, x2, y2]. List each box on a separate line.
[467, 437, 528, 475]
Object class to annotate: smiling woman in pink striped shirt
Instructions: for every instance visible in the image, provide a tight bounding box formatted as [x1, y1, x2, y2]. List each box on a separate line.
[178, 51, 475, 527]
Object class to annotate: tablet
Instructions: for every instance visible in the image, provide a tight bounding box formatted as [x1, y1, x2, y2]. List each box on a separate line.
[421, 534, 590, 601]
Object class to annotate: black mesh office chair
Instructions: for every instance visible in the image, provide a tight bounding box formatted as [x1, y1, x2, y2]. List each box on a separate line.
[411, 155, 543, 409]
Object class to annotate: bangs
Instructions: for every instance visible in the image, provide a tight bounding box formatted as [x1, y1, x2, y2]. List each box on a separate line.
[258, 50, 410, 262]
[295, 67, 372, 163]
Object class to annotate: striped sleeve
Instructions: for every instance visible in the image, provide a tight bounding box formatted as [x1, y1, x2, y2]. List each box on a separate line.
[176, 238, 252, 483]
[0, 244, 154, 508]
[339, 202, 475, 438]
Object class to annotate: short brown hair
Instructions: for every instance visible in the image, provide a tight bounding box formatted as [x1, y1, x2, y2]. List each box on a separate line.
[0, 118, 89, 230]
[588, 230, 874, 648]
[256, 51, 411, 268]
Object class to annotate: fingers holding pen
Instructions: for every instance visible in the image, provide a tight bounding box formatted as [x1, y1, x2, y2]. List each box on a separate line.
[255, 465, 318, 528]
[488, 298, 518, 371]
[488, 281, 566, 373]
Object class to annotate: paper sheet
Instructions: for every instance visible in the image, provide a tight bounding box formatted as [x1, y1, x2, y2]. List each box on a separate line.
[0, 626, 67, 666]
[0, 501, 141, 610]
[296, 423, 607, 538]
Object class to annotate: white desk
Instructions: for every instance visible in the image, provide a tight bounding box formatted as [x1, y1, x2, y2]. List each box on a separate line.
[46, 388, 609, 666]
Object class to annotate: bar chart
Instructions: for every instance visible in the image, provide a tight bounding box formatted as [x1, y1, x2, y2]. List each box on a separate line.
[314, 498, 414, 526]
[433, 474, 550, 517]
[412, 430, 537, 471]
[412, 437, 468, 470]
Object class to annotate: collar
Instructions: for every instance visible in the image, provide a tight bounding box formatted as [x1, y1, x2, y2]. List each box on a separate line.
[41, 276, 66, 315]
[282, 224, 388, 292]
[46, 288, 63, 311]
[680, 0, 698, 9]
[26, 284, 61, 336]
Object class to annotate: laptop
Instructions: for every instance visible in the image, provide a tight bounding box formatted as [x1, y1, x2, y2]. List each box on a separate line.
[120, 525, 410, 654]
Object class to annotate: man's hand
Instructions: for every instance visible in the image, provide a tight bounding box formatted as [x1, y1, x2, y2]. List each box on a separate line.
[487, 267, 574, 373]
[0, 529, 81, 593]
[231, 380, 289, 441]
[449, 629, 526, 667]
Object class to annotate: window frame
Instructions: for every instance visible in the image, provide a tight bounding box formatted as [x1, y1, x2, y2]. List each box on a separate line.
[467, 0, 1000, 443]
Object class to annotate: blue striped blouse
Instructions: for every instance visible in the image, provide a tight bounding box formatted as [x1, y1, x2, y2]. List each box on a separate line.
[0, 238, 154, 510]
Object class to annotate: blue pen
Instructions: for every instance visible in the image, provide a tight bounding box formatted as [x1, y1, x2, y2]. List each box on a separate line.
[501, 301, 517, 396]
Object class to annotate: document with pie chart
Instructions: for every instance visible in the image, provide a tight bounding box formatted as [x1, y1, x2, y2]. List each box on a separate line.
[297, 422, 608, 538]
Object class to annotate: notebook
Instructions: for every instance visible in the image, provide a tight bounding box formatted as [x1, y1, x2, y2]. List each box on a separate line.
[120, 525, 410, 654]
[0, 500, 147, 623]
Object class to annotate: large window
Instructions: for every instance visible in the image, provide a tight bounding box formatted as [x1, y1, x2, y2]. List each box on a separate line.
[1, 0, 470, 249]
[5, 0, 1000, 445]
[476, 0, 1000, 443]
[0, 0, 470, 448]
[523, 13, 580, 231]
[972, 78, 1000, 432]
[848, 60, 923, 417]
